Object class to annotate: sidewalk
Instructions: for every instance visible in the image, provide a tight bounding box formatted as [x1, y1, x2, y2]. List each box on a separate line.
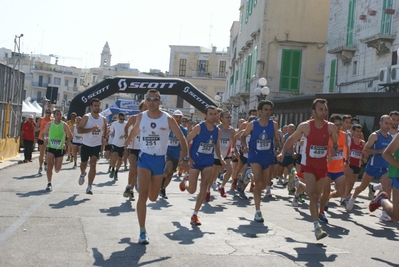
[0, 149, 40, 170]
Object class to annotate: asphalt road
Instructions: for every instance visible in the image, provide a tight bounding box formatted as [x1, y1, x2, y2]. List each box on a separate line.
[0, 153, 398, 267]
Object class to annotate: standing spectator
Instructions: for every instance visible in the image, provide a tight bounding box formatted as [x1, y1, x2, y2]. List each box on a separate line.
[21, 115, 36, 162]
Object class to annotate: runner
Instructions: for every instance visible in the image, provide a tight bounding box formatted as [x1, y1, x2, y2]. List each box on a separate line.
[241, 100, 279, 222]
[159, 110, 188, 199]
[108, 112, 127, 181]
[124, 89, 189, 245]
[71, 116, 83, 169]
[41, 109, 73, 190]
[231, 119, 246, 189]
[276, 124, 296, 186]
[34, 108, 53, 175]
[319, 114, 349, 223]
[123, 101, 147, 201]
[346, 115, 392, 220]
[179, 106, 225, 226]
[77, 98, 107, 195]
[277, 98, 338, 240]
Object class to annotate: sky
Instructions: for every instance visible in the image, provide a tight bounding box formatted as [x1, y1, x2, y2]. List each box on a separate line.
[0, 0, 240, 72]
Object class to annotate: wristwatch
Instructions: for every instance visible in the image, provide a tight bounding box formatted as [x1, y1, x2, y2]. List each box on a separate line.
[183, 156, 189, 161]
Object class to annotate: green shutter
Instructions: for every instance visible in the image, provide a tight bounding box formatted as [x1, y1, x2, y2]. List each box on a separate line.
[245, 1, 249, 23]
[329, 60, 336, 92]
[346, 0, 355, 46]
[279, 49, 302, 92]
[381, 0, 393, 34]
[252, 46, 258, 77]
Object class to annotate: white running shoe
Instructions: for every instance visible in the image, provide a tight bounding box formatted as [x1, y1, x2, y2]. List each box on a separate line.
[78, 172, 86, 186]
[380, 211, 392, 222]
[346, 197, 355, 211]
[211, 181, 217, 191]
[292, 198, 299, 207]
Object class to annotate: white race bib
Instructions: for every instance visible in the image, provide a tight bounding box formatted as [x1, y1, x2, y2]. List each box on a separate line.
[168, 137, 179, 147]
[309, 145, 327, 158]
[198, 142, 214, 154]
[256, 139, 271, 150]
[220, 138, 230, 147]
[144, 136, 161, 150]
[332, 149, 343, 161]
[50, 139, 62, 148]
[350, 149, 362, 159]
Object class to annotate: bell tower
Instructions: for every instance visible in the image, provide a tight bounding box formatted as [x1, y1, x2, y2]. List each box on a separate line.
[100, 42, 112, 67]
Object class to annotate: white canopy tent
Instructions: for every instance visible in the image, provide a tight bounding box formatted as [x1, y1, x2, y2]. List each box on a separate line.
[32, 101, 43, 114]
[22, 99, 42, 117]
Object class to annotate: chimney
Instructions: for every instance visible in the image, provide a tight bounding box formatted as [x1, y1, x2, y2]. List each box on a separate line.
[212, 46, 217, 53]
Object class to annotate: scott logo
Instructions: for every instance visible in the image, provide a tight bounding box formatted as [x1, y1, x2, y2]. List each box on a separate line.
[82, 85, 110, 103]
[183, 86, 190, 93]
[118, 79, 127, 91]
[81, 96, 88, 103]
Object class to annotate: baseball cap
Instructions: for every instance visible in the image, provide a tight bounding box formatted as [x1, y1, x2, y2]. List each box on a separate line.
[28, 115, 34, 119]
[173, 110, 183, 116]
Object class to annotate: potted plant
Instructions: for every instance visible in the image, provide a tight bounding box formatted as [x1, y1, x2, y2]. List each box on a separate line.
[385, 8, 395, 14]
[359, 14, 367, 20]
[368, 10, 377, 16]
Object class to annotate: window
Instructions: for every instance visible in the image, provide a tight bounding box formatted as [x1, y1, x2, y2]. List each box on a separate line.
[64, 79, 69, 86]
[38, 75, 43, 87]
[381, 0, 393, 34]
[249, 0, 253, 15]
[252, 46, 258, 77]
[279, 49, 302, 92]
[329, 60, 336, 92]
[239, 11, 243, 34]
[54, 77, 61, 85]
[196, 60, 209, 76]
[176, 95, 184, 108]
[219, 61, 226, 76]
[352, 60, 357, 75]
[346, 0, 355, 46]
[245, 1, 249, 23]
[63, 94, 68, 101]
[74, 78, 77, 86]
[254, 0, 257, 6]
[57, 93, 60, 101]
[246, 54, 252, 92]
[179, 59, 186, 76]
[37, 91, 42, 100]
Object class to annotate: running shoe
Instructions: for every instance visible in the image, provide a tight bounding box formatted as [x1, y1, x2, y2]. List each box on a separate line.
[249, 183, 255, 192]
[297, 194, 305, 203]
[254, 211, 264, 222]
[368, 184, 375, 200]
[66, 156, 71, 162]
[236, 176, 243, 191]
[73, 165, 77, 169]
[380, 211, 392, 222]
[277, 177, 284, 185]
[69, 156, 74, 162]
[318, 213, 328, 223]
[205, 191, 211, 202]
[231, 179, 237, 190]
[264, 190, 272, 198]
[346, 197, 355, 211]
[160, 188, 168, 199]
[129, 190, 135, 201]
[179, 179, 187, 192]
[191, 214, 201, 225]
[124, 165, 128, 171]
[292, 197, 299, 207]
[138, 230, 149, 245]
[339, 199, 346, 207]
[46, 183, 52, 191]
[109, 170, 115, 179]
[239, 191, 248, 199]
[315, 226, 327, 240]
[211, 181, 217, 191]
[86, 186, 93, 195]
[218, 186, 227, 197]
[114, 172, 118, 181]
[369, 191, 388, 212]
[78, 172, 86, 186]
[324, 205, 329, 212]
[38, 167, 43, 175]
[123, 186, 130, 198]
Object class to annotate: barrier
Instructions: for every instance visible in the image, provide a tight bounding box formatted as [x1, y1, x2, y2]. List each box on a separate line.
[0, 138, 20, 162]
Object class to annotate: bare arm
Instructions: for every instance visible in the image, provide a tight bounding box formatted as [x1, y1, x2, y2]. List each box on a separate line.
[280, 123, 307, 156]
[215, 128, 224, 162]
[77, 115, 98, 134]
[63, 122, 73, 140]
[273, 121, 280, 152]
[383, 134, 399, 168]
[41, 122, 51, 140]
[185, 124, 201, 144]
[168, 116, 188, 159]
[124, 114, 142, 147]
[362, 133, 380, 155]
[124, 116, 136, 136]
[240, 122, 254, 153]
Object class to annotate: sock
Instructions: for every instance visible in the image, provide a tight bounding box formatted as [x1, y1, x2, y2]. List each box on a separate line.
[256, 210, 261, 213]
[266, 186, 271, 191]
[127, 184, 131, 187]
[140, 227, 146, 232]
[320, 209, 324, 214]
[313, 221, 320, 230]
[373, 184, 382, 191]
[112, 167, 115, 171]
[380, 198, 387, 206]
[192, 211, 198, 215]
[340, 197, 345, 202]
[115, 170, 118, 174]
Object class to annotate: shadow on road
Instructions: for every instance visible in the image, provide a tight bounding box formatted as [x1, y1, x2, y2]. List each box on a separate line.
[148, 199, 173, 210]
[227, 217, 269, 238]
[164, 221, 215, 244]
[92, 237, 171, 266]
[99, 201, 134, 216]
[13, 174, 41, 180]
[348, 219, 399, 241]
[269, 237, 338, 267]
[49, 194, 90, 209]
[370, 257, 398, 266]
[16, 189, 51, 197]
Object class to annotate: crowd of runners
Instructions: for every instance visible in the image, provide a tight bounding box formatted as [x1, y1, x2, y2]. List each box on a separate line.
[32, 89, 399, 245]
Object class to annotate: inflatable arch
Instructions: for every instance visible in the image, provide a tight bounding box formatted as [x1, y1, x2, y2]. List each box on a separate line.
[68, 77, 219, 118]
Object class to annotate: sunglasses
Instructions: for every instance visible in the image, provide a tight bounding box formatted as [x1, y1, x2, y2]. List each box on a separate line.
[224, 116, 232, 119]
[146, 97, 160, 102]
[182, 120, 188, 122]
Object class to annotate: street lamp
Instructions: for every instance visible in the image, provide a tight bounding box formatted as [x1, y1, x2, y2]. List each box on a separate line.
[189, 105, 195, 120]
[42, 96, 50, 116]
[214, 94, 221, 107]
[254, 77, 270, 102]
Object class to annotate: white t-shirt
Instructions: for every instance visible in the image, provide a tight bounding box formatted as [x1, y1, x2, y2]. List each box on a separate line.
[110, 120, 127, 147]
[82, 113, 105, 147]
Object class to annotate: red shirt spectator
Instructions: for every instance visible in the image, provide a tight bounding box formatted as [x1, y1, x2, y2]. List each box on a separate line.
[22, 117, 36, 141]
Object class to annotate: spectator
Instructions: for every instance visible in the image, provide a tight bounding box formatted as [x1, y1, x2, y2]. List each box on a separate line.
[21, 115, 36, 162]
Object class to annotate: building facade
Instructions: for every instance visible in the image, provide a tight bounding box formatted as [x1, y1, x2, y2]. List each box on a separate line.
[226, 0, 330, 126]
[167, 45, 230, 121]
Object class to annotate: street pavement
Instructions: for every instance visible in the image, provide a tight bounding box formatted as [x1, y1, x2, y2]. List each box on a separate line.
[0, 151, 398, 267]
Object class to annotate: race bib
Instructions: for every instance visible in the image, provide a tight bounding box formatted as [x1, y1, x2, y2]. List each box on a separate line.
[350, 149, 362, 159]
[256, 139, 271, 150]
[92, 130, 101, 136]
[309, 145, 327, 158]
[198, 142, 214, 154]
[168, 137, 179, 147]
[332, 149, 344, 160]
[144, 136, 160, 150]
[220, 138, 230, 147]
[50, 139, 62, 148]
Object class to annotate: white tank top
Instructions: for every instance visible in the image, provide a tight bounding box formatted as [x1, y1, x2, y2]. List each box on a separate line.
[110, 120, 127, 147]
[82, 113, 105, 147]
[72, 125, 83, 144]
[139, 111, 169, 155]
[214, 126, 233, 159]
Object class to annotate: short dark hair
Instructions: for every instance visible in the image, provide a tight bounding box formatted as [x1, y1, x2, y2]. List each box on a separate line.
[248, 116, 257, 123]
[70, 112, 77, 117]
[257, 100, 274, 111]
[146, 89, 160, 96]
[351, 124, 362, 131]
[204, 105, 217, 115]
[90, 98, 101, 106]
[311, 98, 327, 110]
[329, 114, 342, 122]
[351, 117, 359, 123]
[118, 112, 125, 117]
[342, 114, 352, 121]
[248, 109, 257, 115]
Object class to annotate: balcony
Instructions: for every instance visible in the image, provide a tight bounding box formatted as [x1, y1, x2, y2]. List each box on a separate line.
[192, 71, 211, 78]
[327, 31, 357, 63]
[212, 72, 227, 79]
[361, 34, 395, 56]
[32, 82, 48, 88]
